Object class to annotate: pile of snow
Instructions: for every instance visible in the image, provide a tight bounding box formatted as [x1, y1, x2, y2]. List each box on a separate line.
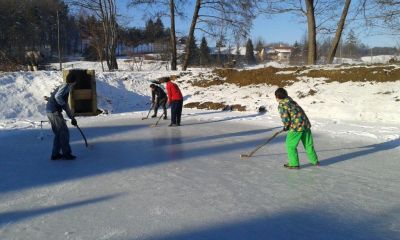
[332, 58, 363, 64]
[330, 55, 398, 64]
[50, 58, 171, 73]
[361, 55, 398, 64]
[1, 60, 400, 131]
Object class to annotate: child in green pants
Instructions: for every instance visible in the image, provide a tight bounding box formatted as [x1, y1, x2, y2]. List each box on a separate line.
[275, 88, 319, 169]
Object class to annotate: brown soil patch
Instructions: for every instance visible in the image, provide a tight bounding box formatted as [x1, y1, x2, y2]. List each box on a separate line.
[184, 102, 246, 111]
[306, 66, 400, 83]
[190, 65, 400, 88]
[212, 67, 297, 87]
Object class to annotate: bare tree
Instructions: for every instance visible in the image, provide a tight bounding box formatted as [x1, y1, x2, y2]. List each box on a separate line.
[169, 0, 177, 70]
[181, 0, 256, 70]
[258, 0, 341, 65]
[80, 15, 106, 71]
[128, 0, 186, 71]
[182, 0, 202, 70]
[326, 0, 352, 64]
[70, 0, 119, 70]
[365, 0, 400, 32]
[305, 0, 317, 64]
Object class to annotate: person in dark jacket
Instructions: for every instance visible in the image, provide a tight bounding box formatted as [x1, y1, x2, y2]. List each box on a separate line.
[160, 76, 183, 127]
[150, 83, 167, 119]
[45, 74, 78, 160]
[275, 87, 319, 169]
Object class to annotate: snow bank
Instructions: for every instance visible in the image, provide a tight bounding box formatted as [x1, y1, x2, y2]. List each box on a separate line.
[361, 55, 398, 64]
[0, 60, 399, 129]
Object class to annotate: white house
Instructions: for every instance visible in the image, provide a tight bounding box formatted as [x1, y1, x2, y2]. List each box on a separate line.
[260, 45, 292, 62]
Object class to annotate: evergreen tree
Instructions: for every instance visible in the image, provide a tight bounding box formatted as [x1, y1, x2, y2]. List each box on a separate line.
[0, 0, 73, 66]
[345, 29, 358, 58]
[199, 36, 210, 66]
[154, 17, 165, 40]
[300, 34, 308, 65]
[290, 41, 302, 65]
[255, 39, 265, 53]
[187, 35, 199, 66]
[145, 19, 155, 42]
[215, 36, 226, 66]
[245, 39, 256, 65]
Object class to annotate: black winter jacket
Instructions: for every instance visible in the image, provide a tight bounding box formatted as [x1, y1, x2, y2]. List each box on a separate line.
[151, 85, 167, 103]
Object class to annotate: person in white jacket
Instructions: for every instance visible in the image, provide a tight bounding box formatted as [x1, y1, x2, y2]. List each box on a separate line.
[45, 74, 78, 160]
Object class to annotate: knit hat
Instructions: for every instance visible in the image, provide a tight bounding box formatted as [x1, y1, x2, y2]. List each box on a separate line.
[275, 88, 288, 99]
[66, 73, 76, 84]
[158, 76, 170, 83]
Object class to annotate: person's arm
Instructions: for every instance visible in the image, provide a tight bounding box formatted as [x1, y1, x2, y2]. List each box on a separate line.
[55, 84, 74, 120]
[151, 89, 155, 104]
[54, 84, 69, 106]
[166, 83, 172, 104]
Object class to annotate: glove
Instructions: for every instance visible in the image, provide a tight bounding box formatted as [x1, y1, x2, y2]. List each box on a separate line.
[283, 126, 289, 132]
[71, 118, 77, 126]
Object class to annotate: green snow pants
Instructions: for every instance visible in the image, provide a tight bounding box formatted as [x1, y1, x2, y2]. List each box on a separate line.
[286, 129, 319, 167]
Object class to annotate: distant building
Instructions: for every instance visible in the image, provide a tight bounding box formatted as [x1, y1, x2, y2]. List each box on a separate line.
[260, 45, 292, 62]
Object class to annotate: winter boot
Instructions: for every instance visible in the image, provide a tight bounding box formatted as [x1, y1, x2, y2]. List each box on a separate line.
[283, 163, 300, 169]
[51, 153, 62, 160]
[62, 154, 76, 160]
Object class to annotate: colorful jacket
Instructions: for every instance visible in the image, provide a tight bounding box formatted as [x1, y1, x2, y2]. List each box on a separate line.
[166, 81, 183, 103]
[278, 97, 311, 132]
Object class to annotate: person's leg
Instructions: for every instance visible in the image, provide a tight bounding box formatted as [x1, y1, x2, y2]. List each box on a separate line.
[286, 131, 302, 167]
[54, 112, 71, 155]
[301, 129, 319, 165]
[47, 112, 61, 157]
[176, 100, 183, 125]
[152, 100, 160, 117]
[161, 98, 167, 119]
[170, 101, 177, 125]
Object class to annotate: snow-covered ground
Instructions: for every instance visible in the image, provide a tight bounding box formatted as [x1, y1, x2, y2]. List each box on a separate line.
[0, 59, 399, 239]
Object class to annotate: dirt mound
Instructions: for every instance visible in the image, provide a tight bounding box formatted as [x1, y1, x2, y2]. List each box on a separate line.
[213, 67, 297, 87]
[184, 102, 246, 111]
[306, 66, 400, 83]
[190, 65, 400, 88]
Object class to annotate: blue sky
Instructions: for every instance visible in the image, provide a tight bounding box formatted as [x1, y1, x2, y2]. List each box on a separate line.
[118, 0, 398, 48]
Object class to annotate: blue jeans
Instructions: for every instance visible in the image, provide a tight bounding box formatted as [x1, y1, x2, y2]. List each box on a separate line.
[154, 97, 167, 117]
[170, 100, 183, 125]
[47, 112, 71, 156]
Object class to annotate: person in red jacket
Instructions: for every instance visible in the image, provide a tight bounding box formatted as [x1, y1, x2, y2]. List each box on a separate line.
[160, 76, 183, 127]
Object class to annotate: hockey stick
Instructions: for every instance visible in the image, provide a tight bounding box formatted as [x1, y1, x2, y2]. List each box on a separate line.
[240, 130, 283, 159]
[39, 120, 46, 140]
[150, 112, 165, 127]
[75, 125, 89, 148]
[142, 104, 154, 120]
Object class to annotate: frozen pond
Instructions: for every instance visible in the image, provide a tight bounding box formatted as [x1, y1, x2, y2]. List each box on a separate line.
[0, 112, 399, 239]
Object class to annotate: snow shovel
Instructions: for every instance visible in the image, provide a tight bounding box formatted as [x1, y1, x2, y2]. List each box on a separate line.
[75, 125, 89, 148]
[142, 104, 154, 120]
[150, 112, 165, 127]
[240, 130, 284, 159]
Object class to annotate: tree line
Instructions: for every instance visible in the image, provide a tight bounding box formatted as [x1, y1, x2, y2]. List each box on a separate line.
[1, 0, 400, 71]
[0, 0, 77, 69]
